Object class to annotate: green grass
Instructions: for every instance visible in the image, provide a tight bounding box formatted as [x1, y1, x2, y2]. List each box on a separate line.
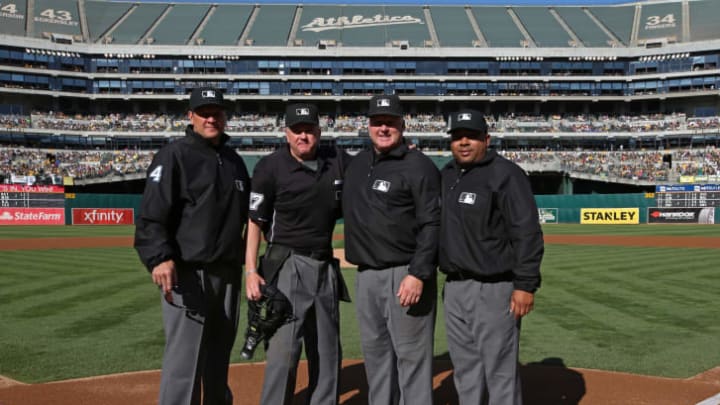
[540, 223, 720, 237]
[0, 224, 718, 382]
[0, 225, 136, 239]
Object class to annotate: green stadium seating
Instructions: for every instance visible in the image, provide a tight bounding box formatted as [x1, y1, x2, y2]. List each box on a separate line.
[513, 7, 572, 48]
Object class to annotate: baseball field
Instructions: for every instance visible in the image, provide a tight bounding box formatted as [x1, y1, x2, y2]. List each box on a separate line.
[0, 224, 719, 404]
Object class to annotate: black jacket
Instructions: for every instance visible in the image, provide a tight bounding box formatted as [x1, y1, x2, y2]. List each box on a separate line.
[249, 145, 351, 251]
[439, 149, 543, 292]
[134, 125, 250, 271]
[343, 144, 440, 280]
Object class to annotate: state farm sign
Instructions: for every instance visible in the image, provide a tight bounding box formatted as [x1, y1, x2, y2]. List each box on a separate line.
[0, 208, 65, 225]
[72, 208, 134, 225]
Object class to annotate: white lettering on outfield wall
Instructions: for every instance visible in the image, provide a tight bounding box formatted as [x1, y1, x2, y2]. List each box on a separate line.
[301, 15, 423, 32]
[13, 211, 62, 221]
[83, 209, 125, 224]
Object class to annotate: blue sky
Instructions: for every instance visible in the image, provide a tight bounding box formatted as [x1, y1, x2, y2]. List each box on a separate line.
[134, 0, 644, 4]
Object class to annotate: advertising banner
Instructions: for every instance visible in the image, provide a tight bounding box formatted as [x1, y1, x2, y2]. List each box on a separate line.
[656, 184, 720, 192]
[0, 184, 64, 193]
[0, 208, 65, 225]
[580, 208, 639, 224]
[538, 208, 558, 224]
[71, 208, 134, 225]
[648, 207, 715, 224]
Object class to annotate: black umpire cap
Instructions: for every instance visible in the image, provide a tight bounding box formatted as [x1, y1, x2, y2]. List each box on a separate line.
[189, 87, 225, 111]
[447, 109, 489, 135]
[285, 103, 319, 127]
[367, 94, 403, 117]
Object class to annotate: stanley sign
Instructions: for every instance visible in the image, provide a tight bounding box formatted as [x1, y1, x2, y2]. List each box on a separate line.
[581, 208, 639, 224]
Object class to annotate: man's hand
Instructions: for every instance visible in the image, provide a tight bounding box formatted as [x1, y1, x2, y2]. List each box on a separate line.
[510, 290, 535, 320]
[151, 259, 176, 303]
[245, 271, 266, 301]
[397, 274, 423, 307]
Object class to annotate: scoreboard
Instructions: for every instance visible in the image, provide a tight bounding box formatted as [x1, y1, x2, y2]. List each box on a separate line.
[0, 185, 66, 208]
[655, 184, 720, 208]
[0, 185, 66, 225]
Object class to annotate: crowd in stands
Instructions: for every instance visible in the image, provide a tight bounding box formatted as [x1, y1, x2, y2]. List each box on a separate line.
[555, 148, 720, 182]
[0, 147, 155, 184]
[4, 111, 720, 135]
[497, 113, 686, 133]
[0, 114, 31, 130]
[2, 145, 718, 186]
[559, 151, 671, 182]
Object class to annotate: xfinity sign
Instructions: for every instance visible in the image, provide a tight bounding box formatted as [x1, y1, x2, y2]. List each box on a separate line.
[72, 208, 134, 225]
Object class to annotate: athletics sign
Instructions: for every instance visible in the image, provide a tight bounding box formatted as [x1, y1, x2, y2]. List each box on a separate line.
[538, 208, 558, 224]
[301, 14, 424, 32]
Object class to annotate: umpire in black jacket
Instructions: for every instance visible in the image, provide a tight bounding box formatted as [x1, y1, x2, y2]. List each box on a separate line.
[245, 103, 351, 405]
[343, 94, 440, 405]
[440, 110, 543, 405]
[134, 87, 250, 405]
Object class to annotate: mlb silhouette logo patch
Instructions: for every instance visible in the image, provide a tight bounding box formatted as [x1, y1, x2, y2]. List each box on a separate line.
[201, 90, 216, 99]
[377, 98, 391, 107]
[372, 180, 391, 192]
[235, 180, 244, 192]
[458, 113, 472, 121]
[459, 192, 476, 205]
[296, 108, 310, 116]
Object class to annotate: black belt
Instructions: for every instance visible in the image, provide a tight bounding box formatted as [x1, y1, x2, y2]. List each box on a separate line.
[289, 248, 332, 261]
[446, 270, 513, 283]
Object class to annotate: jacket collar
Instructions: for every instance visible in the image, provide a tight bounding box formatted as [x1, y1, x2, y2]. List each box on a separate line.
[372, 143, 409, 161]
[185, 125, 229, 149]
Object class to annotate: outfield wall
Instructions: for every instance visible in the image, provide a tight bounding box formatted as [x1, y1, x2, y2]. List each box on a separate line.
[58, 193, 718, 225]
[64, 194, 142, 225]
[535, 193, 652, 224]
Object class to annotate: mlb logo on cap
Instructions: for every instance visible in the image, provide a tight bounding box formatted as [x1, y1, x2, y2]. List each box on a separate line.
[368, 94, 403, 117]
[189, 87, 225, 111]
[447, 109, 489, 134]
[285, 103, 319, 127]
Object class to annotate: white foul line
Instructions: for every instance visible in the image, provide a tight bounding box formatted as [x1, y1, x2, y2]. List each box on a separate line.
[695, 393, 720, 405]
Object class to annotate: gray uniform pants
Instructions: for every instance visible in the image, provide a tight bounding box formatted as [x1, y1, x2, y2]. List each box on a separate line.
[260, 253, 341, 405]
[159, 263, 240, 405]
[443, 279, 522, 405]
[355, 265, 436, 405]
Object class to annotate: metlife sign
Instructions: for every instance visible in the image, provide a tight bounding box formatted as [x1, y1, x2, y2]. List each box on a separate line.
[72, 208, 134, 225]
[656, 184, 720, 192]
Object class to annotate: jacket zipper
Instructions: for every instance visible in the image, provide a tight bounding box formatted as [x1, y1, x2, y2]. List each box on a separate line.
[450, 168, 464, 190]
